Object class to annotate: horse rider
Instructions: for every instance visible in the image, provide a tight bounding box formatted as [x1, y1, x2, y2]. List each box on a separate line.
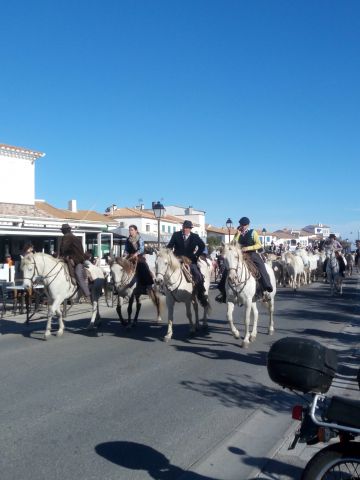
[123, 224, 154, 293]
[59, 223, 91, 301]
[322, 233, 343, 274]
[324, 233, 342, 251]
[166, 220, 208, 307]
[216, 216, 273, 303]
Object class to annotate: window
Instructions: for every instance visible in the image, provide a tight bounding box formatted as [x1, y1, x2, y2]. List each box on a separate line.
[162, 225, 165, 232]
[146, 224, 150, 232]
[168, 226, 171, 233]
[173, 226, 176, 232]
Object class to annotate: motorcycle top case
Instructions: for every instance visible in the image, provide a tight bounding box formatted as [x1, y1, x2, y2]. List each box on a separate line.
[267, 337, 338, 393]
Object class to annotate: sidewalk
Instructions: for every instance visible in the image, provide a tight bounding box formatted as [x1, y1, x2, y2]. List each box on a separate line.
[250, 274, 360, 480]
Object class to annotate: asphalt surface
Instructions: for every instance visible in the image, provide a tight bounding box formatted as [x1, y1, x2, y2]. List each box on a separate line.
[0, 273, 359, 480]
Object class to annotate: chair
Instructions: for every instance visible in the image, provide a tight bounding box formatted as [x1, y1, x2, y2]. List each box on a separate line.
[0, 281, 13, 317]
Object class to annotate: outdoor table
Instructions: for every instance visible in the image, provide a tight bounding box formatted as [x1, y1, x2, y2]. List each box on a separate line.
[6, 284, 45, 323]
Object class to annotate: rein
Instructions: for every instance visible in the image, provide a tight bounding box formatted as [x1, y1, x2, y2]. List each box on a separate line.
[23, 254, 65, 288]
[227, 252, 251, 296]
[156, 255, 184, 299]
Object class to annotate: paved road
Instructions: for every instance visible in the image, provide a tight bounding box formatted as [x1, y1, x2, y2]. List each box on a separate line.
[0, 273, 359, 480]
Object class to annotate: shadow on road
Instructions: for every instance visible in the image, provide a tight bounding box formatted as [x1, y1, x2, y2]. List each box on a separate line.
[95, 441, 214, 479]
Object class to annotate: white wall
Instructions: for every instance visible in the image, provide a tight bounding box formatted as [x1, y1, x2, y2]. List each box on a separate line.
[0, 154, 35, 204]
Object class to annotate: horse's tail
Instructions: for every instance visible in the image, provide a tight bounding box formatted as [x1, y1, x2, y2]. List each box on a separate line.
[148, 286, 164, 318]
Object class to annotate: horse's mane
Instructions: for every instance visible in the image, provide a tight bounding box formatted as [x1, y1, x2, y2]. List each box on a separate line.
[158, 248, 181, 270]
[114, 256, 134, 274]
[223, 242, 243, 256]
[22, 252, 61, 266]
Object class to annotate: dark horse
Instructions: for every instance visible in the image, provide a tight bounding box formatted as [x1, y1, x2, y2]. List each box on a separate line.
[110, 257, 162, 328]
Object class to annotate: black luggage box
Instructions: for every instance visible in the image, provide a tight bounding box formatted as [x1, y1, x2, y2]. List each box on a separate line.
[267, 337, 338, 393]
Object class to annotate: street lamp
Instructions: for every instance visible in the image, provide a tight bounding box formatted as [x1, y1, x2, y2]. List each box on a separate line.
[262, 227, 267, 251]
[226, 218, 233, 243]
[152, 201, 166, 249]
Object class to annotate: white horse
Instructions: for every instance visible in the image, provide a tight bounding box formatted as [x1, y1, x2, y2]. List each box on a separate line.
[325, 249, 343, 295]
[110, 257, 162, 327]
[155, 248, 211, 342]
[21, 253, 105, 339]
[282, 251, 305, 290]
[223, 243, 276, 348]
[345, 253, 355, 276]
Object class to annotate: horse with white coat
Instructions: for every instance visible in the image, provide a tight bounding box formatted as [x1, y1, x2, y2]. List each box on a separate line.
[21, 253, 105, 339]
[223, 243, 276, 348]
[325, 249, 344, 295]
[155, 248, 212, 341]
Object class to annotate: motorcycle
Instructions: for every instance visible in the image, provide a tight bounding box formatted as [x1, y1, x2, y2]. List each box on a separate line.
[267, 337, 360, 480]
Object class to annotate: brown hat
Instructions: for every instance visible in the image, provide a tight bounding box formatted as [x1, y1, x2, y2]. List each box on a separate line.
[61, 223, 71, 231]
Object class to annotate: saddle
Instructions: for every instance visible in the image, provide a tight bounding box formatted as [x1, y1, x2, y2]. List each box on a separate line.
[179, 256, 194, 285]
[242, 253, 261, 279]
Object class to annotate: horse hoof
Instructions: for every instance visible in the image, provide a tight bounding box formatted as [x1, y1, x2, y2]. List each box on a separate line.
[56, 331, 64, 337]
[163, 335, 172, 343]
[241, 341, 250, 349]
[232, 330, 240, 339]
[43, 334, 49, 341]
[249, 336, 256, 342]
[268, 329, 274, 335]
[156, 317, 162, 323]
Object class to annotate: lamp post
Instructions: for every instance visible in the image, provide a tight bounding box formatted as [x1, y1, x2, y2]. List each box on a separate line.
[152, 201, 166, 249]
[226, 218, 233, 243]
[262, 227, 267, 251]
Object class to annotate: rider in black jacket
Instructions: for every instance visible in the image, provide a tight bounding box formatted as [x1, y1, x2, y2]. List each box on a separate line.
[167, 220, 208, 307]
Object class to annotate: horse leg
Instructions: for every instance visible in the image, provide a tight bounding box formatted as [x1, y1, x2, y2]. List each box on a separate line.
[241, 303, 252, 348]
[226, 301, 239, 339]
[116, 296, 127, 326]
[127, 294, 134, 326]
[164, 296, 174, 342]
[267, 297, 275, 335]
[148, 288, 162, 323]
[191, 297, 200, 332]
[186, 299, 196, 336]
[132, 295, 142, 327]
[44, 303, 55, 340]
[54, 301, 65, 337]
[249, 302, 259, 342]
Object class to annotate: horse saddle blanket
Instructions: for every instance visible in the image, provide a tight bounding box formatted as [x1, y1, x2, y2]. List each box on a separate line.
[181, 263, 194, 284]
[243, 253, 261, 279]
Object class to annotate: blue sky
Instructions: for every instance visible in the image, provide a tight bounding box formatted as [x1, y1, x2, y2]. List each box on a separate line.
[1, 1, 359, 242]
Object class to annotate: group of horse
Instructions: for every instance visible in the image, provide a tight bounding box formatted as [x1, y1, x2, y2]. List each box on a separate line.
[266, 248, 355, 295]
[19, 244, 355, 346]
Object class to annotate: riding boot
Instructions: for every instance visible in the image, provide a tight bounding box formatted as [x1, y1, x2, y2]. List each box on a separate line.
[215, 269, 227, 303]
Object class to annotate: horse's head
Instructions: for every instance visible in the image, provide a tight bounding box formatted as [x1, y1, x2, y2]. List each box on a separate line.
[20, 253, 38, 289]
[223, 244, 242, 281]
[110, 259, 126, 290]
[155, 248, 177, 286]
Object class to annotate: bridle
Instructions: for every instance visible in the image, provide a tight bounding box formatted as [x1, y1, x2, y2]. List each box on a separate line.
[23, 254, 66, 288]
[226, 250, 250, 295]
[155, 254, 183, 295]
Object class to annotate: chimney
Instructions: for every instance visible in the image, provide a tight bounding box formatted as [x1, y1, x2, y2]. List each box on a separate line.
[68, 199, 77, 212]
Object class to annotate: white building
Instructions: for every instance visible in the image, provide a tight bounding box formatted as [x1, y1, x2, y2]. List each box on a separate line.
[107, 204, 206, 244]
[0, 143, 117, 263]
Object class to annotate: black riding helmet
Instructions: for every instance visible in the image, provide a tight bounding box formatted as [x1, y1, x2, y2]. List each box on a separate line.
[239, 217, 250, 226]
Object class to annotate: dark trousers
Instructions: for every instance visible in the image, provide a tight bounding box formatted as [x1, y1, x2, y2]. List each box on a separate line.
[190, 263, 205, 292]
[218, 251, 272, 293]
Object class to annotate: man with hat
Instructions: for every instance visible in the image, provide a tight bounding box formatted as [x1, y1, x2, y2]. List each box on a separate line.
[216, 216, 273, 303]
[322, 233, 343, 275]
[167, 220, 208, 307]
[59, 224, 91, 301]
